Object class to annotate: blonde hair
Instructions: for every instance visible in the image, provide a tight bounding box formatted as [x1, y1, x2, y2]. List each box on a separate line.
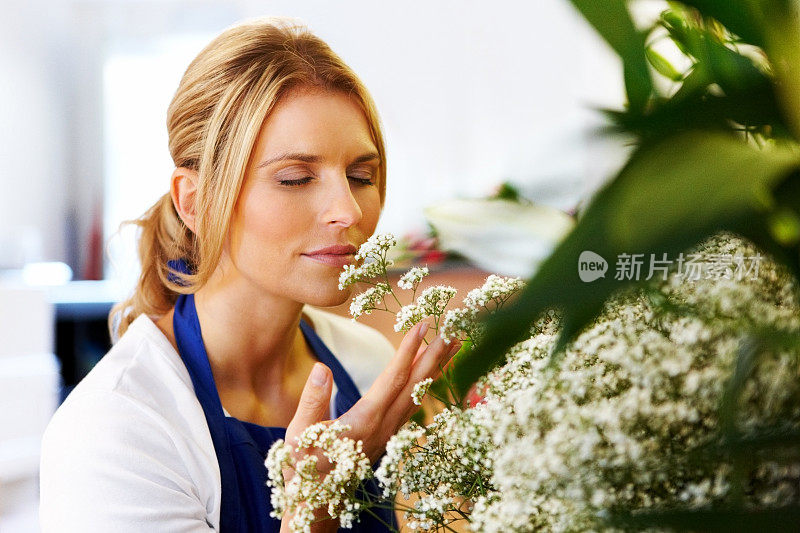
[109, 17, 387, 340]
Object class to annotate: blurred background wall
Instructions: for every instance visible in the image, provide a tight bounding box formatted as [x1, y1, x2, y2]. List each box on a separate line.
[0, 0, 625, 287]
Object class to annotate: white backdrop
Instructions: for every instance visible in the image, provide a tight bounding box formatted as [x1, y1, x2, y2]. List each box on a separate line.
[1, 0, 627, 285]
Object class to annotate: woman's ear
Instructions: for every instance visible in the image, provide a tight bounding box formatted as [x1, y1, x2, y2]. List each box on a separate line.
[170, 167, 199, 233]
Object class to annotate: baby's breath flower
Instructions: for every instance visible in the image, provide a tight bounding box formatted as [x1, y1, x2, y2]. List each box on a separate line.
[372, 233, 800, 532]
[265, 421, 373, 532]
[406, 483, 455, 530]
[355, 233, 397, 261]
[463, 274, 524, 311]
[338, 261, 384, 290]
[416, 285, 457, 316]
[411, 377, 434, 405]
[440, 306, 480, 343]
[398, 266, 430, 290]
[395, 303, 424, 332]
[338, 264, 359, 290]
[339, 233, 397, 291]
[265, 440, 292, 518]
[342, 233, 800, 531]
[289, 505, 314, 533]
[376, 422, 425, 498]
[349, 283, 390, 319]
[466, 233, 800, 531]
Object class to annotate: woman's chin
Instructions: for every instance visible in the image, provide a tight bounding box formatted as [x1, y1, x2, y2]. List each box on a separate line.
[304, 285, 352, 308]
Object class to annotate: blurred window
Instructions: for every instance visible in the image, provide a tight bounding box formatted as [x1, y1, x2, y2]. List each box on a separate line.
[103, 35, 212, 286]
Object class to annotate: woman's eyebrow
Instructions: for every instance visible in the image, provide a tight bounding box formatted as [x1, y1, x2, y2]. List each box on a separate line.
[349, 152, 380, 165]
[257, 151, 379, 168]
[257, 152, 319, 168]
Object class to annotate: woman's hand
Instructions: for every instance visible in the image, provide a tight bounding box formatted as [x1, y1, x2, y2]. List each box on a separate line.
[338, 321, 461, 461]
[280, 321, 461, 531]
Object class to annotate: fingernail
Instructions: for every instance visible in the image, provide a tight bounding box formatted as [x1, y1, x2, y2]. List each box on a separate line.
[310, 363, 327, 387]
[417, 322, 429, 340]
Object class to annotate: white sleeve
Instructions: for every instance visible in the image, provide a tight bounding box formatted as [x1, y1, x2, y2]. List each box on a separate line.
[40, 390, 215, 533]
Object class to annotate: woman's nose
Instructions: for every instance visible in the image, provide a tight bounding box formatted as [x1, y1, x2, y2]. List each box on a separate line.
[324, 177, 363, 227]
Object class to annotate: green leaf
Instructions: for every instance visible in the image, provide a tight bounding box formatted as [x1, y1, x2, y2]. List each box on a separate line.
[660, 12, 769, 97]
[718, 337, 761, 435]
[410, 406, 426, 426]
[768, 171, 800, 254]
[439, 343, 472, 405]
[452, 131, 800, 395]
[605, 10, 786, 143]
[758, 0, 800, 142]
[670, 64, 709, 100]
[646, 47, 683, 81]
[675, 0, 765, 46]
[734, 171, 800, 280]
[692, 427, 800, 461]
[491, 182, 524, 203]
[568, 0, 653, 112]
[604, 82, 789, 144]
[769, 208, 800, 246]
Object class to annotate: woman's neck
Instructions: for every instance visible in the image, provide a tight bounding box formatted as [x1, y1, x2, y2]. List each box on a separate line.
[155, 267, 317, 415]
[193, 274, 310, 397]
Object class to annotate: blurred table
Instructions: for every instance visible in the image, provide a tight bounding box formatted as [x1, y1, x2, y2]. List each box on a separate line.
[46, 281, 124, 402]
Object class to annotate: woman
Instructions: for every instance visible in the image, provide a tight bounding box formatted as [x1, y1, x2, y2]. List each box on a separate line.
[40, 17, 459, 532]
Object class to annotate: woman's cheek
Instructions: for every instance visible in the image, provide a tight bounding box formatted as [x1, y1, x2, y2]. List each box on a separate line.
[357, 187, 382, 229]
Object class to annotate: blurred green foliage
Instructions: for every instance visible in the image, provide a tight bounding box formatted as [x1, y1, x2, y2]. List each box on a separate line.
[444, 0, 800, 529]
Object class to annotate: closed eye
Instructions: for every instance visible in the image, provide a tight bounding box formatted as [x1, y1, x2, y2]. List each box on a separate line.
[348, 176, 375, 186]
[278, 176, 374, 187]
[278, 176, 314, 187]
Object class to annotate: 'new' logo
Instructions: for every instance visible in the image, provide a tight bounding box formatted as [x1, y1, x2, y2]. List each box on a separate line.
[578, 251, 607, 282]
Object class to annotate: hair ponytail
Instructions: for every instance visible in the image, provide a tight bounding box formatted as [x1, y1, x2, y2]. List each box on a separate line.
[108, 193, 196, 340]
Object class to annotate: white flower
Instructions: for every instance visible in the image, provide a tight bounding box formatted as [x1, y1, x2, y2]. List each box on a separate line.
[338, 260, 384, 290]
[355, 233, 397, 261]
[398, 266, 429, 290]
[463, 274, 524, 311]
[466, 233, 800, 531]
[338, 233, 397, 290]
[349, 283, 390, 319]
[395, 303, 424, 332]
[440, 306, 479, 343]
[376, 233, 800, 532]
[416, 285, 457, 316]
[376, 422, 426, 498]
[265, 440, 292, 518]
[411, 378, 433, 405]
[393, 285, 456, 333]
[265, 421, 373, 532]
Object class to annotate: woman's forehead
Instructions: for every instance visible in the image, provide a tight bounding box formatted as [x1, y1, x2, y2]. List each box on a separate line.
[253, 89, 378, 165]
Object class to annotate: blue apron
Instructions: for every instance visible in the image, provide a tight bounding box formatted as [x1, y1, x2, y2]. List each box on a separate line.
[173, 294, 397, 532]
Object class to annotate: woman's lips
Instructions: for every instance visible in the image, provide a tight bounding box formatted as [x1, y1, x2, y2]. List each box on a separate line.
[302, 252, 356, 268]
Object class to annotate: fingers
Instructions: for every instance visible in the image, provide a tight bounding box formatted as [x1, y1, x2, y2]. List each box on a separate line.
[284, 362, 333, 447]
[385, 336, 461, 432]
[360, 321, 429, 410]
[410, 335, 461, 386]
[339, 327, 462, 462]
[410, 339, 429, 366]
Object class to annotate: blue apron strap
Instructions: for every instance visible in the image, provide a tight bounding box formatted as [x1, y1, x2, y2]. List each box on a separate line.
[298, 319, 398, 530]
[173, 294, 241, 532]
[298, 319, 362, 417]
[174, 293, 395, 531]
